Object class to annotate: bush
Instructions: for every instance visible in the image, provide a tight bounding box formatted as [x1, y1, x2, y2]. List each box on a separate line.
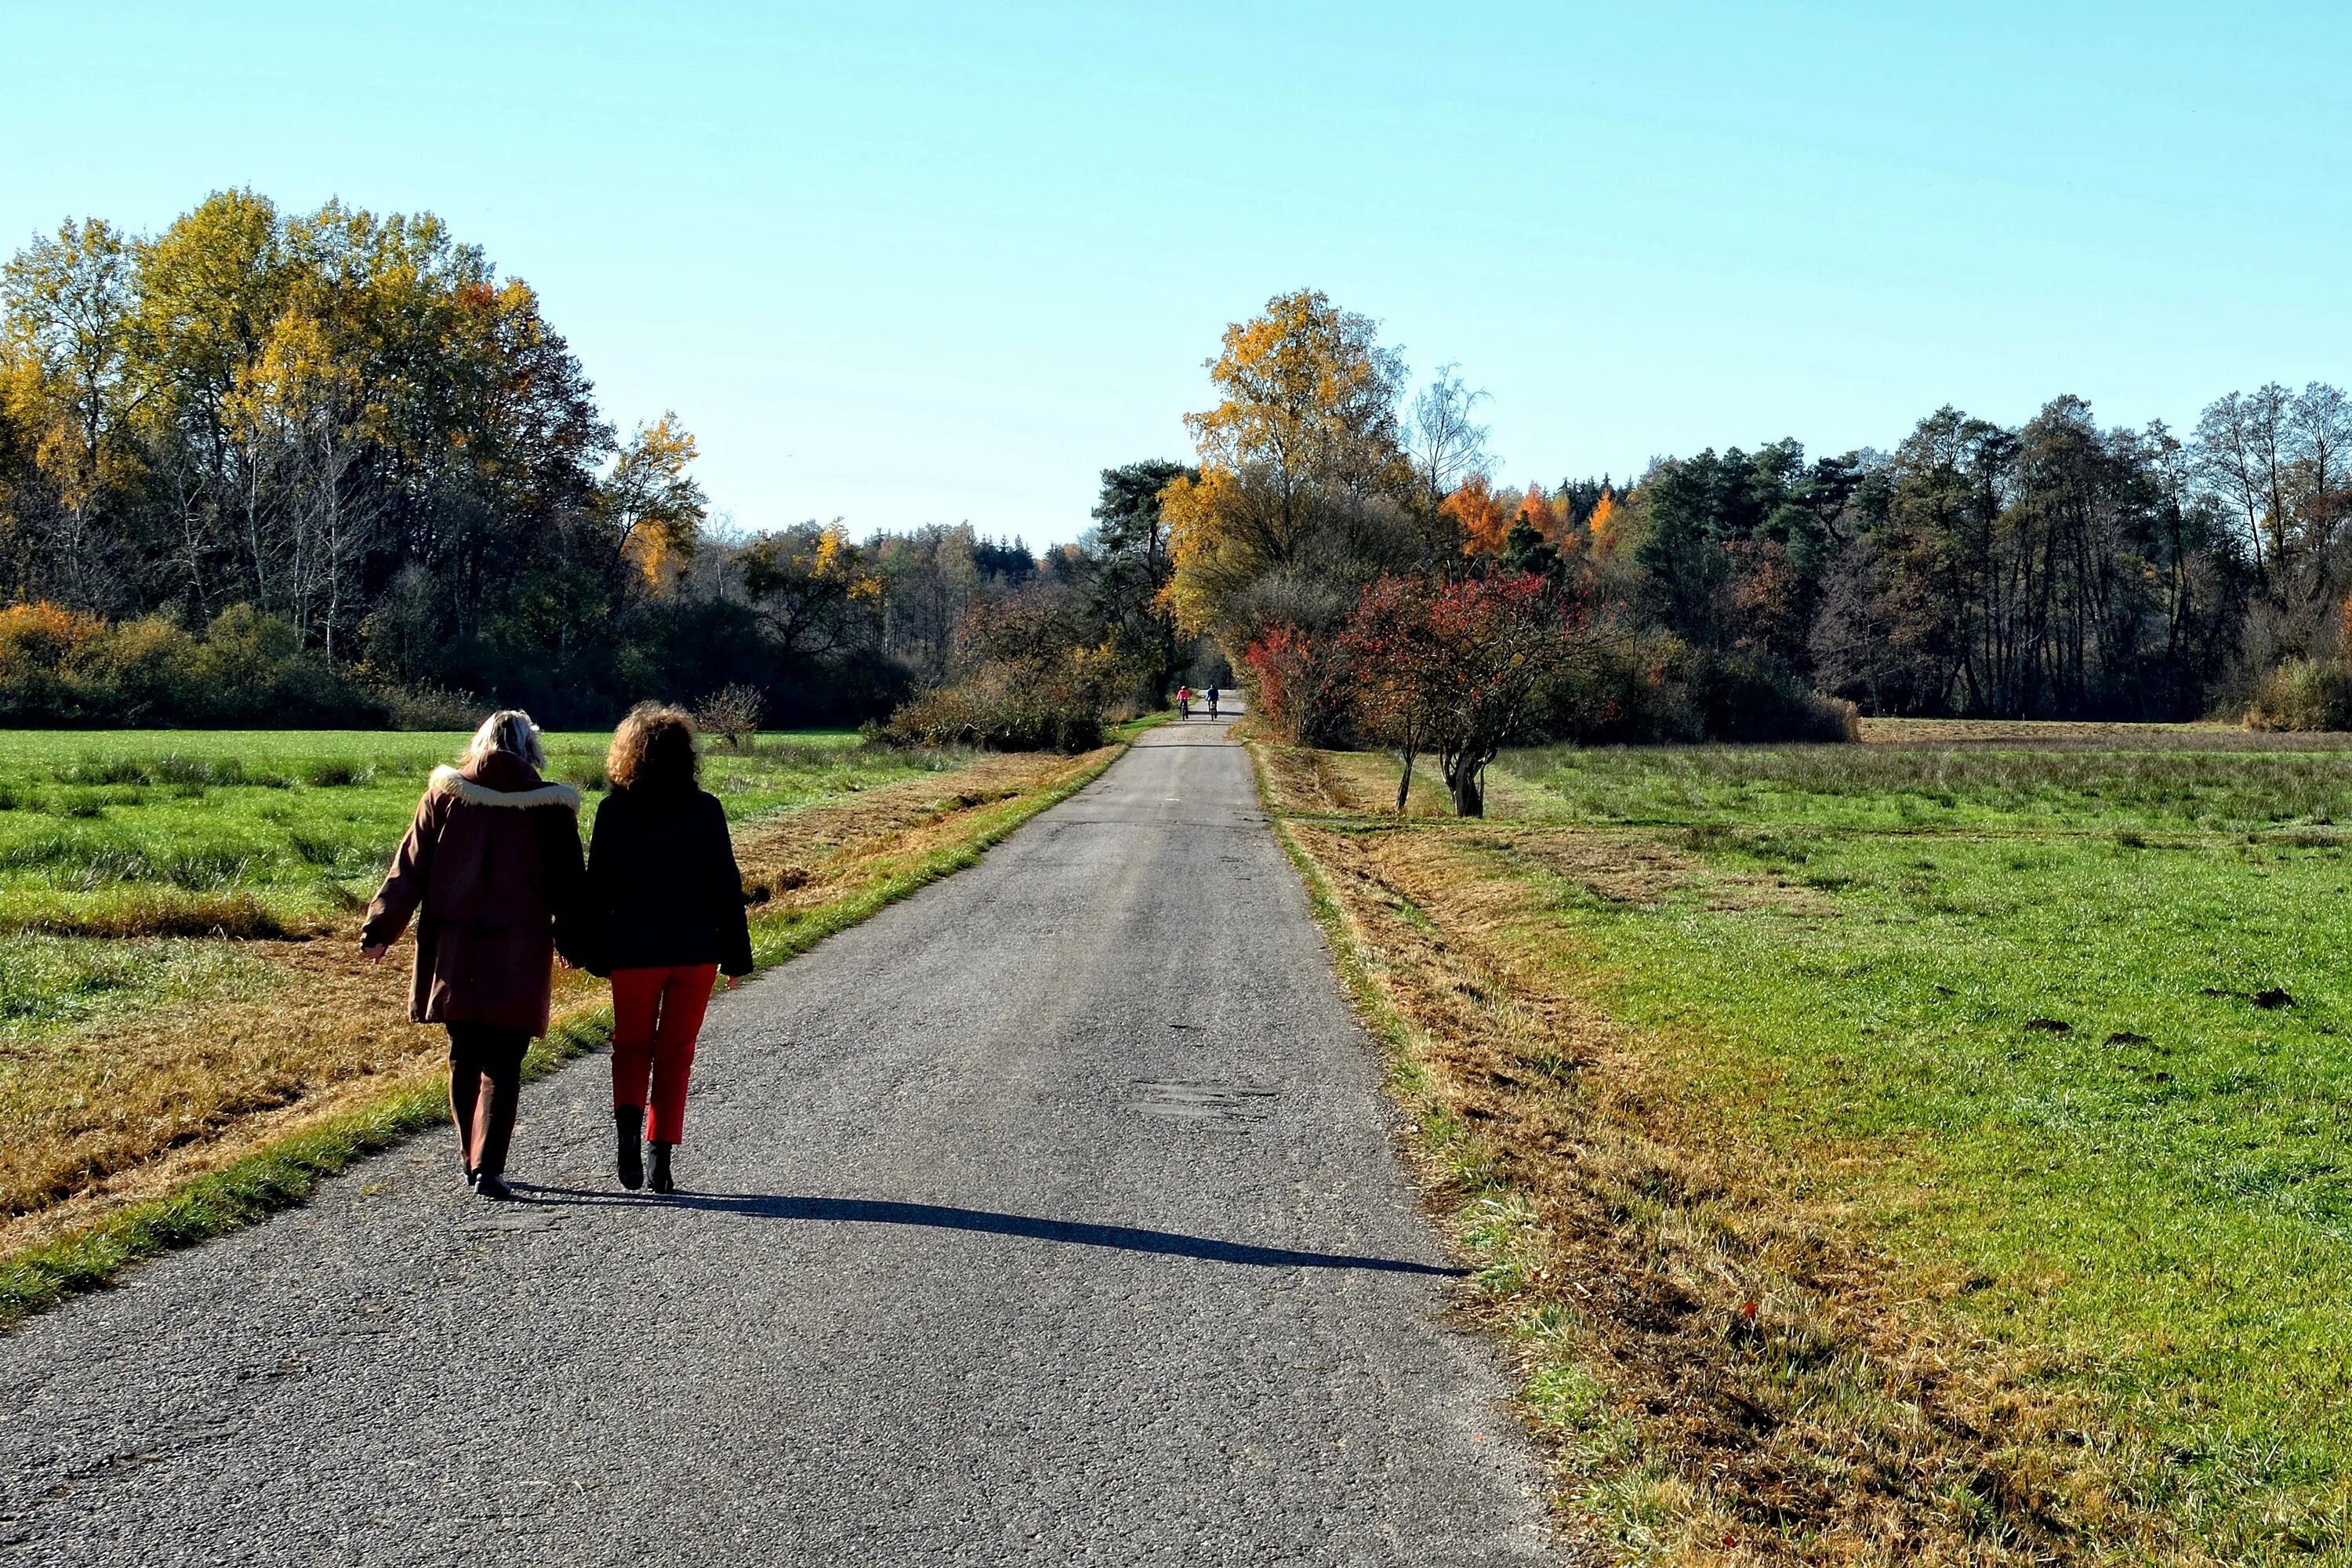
[2245, 657, 2352, 731]
[695, 684, 765, 752]
[1688, 651, 1859, 742]
[884, 671, 1107, 752]
[1242, 625, 1353, 746]
[884, 642, 1120, 753]
[1541, 636, 1855, 746]
[0, 601, 492, 728]
[1544, 632, 1706, 745]
[379, 684, 485, 731]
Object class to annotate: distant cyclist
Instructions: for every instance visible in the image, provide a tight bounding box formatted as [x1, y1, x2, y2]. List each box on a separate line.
[1175, 684, 1192, 720]
[1205, 684, 1220, 720]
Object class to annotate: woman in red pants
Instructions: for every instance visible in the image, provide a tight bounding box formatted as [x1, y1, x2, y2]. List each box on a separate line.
[584, 704, 754, 1192]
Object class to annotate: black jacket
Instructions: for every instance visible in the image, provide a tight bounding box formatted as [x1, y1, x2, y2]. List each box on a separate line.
[583, 786, 754, 978]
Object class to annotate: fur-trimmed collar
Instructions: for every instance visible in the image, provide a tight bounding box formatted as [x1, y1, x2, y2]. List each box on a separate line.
[429, 764, 580, 811]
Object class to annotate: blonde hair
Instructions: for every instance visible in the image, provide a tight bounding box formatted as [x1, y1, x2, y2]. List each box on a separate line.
[466, 709, 545, 769]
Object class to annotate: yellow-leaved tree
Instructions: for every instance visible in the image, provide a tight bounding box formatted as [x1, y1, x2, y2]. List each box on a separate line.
[1160, 289, 1415, 644]
[1586, 491, 1621, 556]
[0, 218, 148, 610]
[597, 413, 706, 589]
[224, 306, 378, 655]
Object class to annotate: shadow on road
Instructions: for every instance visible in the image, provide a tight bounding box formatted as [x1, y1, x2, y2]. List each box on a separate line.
[504, 1184, 1465, 1276]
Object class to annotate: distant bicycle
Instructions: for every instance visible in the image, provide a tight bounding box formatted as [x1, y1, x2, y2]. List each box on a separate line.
[1205, 686, 1221, 720]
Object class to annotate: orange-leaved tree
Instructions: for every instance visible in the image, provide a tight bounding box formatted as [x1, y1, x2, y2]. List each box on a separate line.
[1585, 491, 1621, 556]
[1441, 474, 1510, 557]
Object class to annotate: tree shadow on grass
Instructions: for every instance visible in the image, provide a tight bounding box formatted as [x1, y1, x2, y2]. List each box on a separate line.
[505, 1183, 1462, 1276]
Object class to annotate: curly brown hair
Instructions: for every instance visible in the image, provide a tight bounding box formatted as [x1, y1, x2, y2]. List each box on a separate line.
[607, 702, 699, 794]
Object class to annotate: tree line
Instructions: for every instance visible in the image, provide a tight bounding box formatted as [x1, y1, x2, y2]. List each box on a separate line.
[1144, 289, 2352, 762]
[0, 191, 1200, 728]
[3, 197, 2343, 743]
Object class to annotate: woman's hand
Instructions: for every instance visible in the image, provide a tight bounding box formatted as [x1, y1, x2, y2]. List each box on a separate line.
[724, 974, 738, 990]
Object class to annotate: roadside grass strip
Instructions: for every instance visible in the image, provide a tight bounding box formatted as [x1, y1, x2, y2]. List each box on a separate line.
[1251, 735, 2352, 1567]
[0, 724, 1152, 1329]
[0, 1013, 602, 1326]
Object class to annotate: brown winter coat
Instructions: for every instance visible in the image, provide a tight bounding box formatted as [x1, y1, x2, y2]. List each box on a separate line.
[361, 751, 586, 1036]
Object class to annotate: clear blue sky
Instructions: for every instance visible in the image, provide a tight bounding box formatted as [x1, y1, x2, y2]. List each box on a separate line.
[5, 2, 2348, 544]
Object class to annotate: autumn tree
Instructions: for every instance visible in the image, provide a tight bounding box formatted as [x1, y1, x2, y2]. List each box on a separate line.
[224, 306, 379, 656]
[2194, 383, 2352, 644]
[595, 415, 706, 592]
[1162, 289, 1416, 644]
[0, 218, 148, 612]
[739, 520, 880, 661]
[1338, 573, 1443, 810]
[1343, 571, 1579, 817]
[1440, 474, 1510, 557]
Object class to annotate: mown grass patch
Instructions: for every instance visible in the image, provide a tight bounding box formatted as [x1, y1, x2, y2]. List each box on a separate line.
[1500, 740, 2352, 834]
[0, 934, 278, 1034]
[1262, 734, 2352, 1566]
[1526, 826, 2352, 1560]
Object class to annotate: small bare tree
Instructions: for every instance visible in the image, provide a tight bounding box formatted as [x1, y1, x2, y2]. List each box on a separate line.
[1408, 364, 1491, 556]
[695, 684, 765, 752]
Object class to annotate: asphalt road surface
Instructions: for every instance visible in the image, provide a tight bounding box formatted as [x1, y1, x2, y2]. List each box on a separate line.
[0, 713, 1557, 1566]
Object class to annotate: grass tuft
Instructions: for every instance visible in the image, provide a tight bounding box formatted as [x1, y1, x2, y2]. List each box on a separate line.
[0, 891, 293, 940]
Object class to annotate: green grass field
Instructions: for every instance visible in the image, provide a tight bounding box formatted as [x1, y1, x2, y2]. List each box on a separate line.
[0, 728, 961, 1035]
[1487, 740, 2352, 1558]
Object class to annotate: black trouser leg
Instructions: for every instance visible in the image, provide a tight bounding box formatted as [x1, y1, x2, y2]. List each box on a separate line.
[446, 1027, 481, 1172]
[447, 1024, 531, 1178]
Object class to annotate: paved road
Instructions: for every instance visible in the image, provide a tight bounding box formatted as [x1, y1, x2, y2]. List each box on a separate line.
[0, 716, 1556, 1566]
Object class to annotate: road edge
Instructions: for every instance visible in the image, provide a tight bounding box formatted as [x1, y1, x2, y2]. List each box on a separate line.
[1242, 734, 1585, 1560]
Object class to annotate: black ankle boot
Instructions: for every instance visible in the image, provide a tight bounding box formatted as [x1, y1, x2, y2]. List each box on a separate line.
[615, 1107, 644, 1191]
[648, 1141, 675, 1195]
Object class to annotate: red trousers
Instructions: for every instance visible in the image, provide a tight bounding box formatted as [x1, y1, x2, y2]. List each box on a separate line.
[610, 964, 717, 1145]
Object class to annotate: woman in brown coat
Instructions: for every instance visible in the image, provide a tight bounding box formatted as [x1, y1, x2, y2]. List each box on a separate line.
[362, 710, 584, 1200]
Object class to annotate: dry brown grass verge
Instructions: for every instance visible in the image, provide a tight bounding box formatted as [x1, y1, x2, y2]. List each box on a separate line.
[0, 746, 1119, 1265]
[731, 750, 1101, 906]
[1857, 718, 2352, 752]
[0, 934, 439, 1246]
[1271, 787, 2183, 1565]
